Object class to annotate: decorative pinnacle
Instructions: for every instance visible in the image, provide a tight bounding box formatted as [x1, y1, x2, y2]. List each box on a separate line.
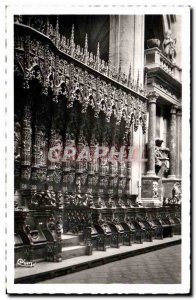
[128, 63, 132, 86]
[55, 16, 59, 47]
[84, 34, 88, 64]
[118, 59, 122, 73]
[107, 59, 111, 77]
[71, 24, 74, 44]
[56, 15, 59, 31]
[118, 59, 122, 81]
[96, 42, 100, 58]
[70, 24, 75, 55]
[85, 33, 88, 52]
[137, 70, 140, 88]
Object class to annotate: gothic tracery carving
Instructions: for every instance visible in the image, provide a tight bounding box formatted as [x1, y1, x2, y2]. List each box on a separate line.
[15, 21, 147, 128]
[14, 18, 150, 244]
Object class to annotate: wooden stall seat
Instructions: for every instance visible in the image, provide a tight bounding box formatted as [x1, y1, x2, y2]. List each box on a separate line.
[136, 218, 154, 242]
[92, 222, 120, 250]
[147, 218, 164, 239]
[172, 216, 181, 235]
[107, 223, 120, 248]
[120, 222, 133, 246]
[166, 209, 181, 235]
[158, 216, 173, 238]
[27, 227, 48, 261]
[91, 224, 106, 251]
[128, 220, 145, 244]
[167, 216, 181, 235]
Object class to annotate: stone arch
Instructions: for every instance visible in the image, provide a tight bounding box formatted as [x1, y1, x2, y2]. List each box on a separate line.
[60, 81, 69, 97]
[100, 100, 106, 112]
[88, 94, 95, 109]
[29, 63, 44, 86]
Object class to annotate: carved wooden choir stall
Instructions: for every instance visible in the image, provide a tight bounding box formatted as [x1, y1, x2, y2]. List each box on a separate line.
[14, 15, 181, 265]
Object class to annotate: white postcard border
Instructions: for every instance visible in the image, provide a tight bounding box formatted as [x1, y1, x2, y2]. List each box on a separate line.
[5, 4, 191, 294]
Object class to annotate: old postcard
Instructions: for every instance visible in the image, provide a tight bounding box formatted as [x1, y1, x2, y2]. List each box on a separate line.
[5, 3, 191, 295]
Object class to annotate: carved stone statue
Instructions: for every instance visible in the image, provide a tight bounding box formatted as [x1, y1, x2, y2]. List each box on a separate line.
[155, 146, 163, 166]
[162, 30, 176, 63]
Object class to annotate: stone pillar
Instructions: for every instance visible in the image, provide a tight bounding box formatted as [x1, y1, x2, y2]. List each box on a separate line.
[147, 92, 158, 175]
[109, 16, 120, 70]
[159, 106, 164, 143]
[168, 105, 178, 178]
[161, 105, 181, 201]
[176, 108, 182, 178]
[141, 92, 161, 207]
[109, 15, 144, 85]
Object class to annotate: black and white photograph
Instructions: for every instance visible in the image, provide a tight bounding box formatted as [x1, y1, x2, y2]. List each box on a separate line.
[4, 4, 191, 295]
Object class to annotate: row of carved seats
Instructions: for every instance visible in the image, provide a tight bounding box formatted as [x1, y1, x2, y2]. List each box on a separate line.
[91, 215, 181, 251]
[91, 221, 146, 251]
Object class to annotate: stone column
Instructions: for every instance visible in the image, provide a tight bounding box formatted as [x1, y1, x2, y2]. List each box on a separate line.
[162, 106, 181, 200]
[109, 15, 144, 86]
[168, 105, 178, 178]
[176, 108, 182, 178]
[159, 106, 164, 143]
[147, 92, 158, 175]
[141, 92, 161, 207]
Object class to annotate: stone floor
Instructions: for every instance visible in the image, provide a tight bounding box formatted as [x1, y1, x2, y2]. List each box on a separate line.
[15, 236, 181, 283]
[40, 244, 181, 284]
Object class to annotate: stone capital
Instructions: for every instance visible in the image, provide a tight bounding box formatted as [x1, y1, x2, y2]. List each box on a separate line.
[170, 105, 178, 114]
[147, 91, 159, 104]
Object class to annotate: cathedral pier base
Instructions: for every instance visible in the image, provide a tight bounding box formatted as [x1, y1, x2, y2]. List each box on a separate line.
[141, 175, 162, 207]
